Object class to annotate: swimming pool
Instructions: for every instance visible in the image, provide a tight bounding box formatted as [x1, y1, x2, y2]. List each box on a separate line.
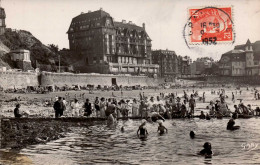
[16, 118, 260, 165]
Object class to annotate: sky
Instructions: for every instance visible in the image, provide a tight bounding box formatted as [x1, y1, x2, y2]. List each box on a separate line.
[2, 0, 260, 60]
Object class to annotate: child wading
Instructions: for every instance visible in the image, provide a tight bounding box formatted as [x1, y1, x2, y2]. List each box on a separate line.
[157, 120, 167, 135]
[137, 119, 148, 139]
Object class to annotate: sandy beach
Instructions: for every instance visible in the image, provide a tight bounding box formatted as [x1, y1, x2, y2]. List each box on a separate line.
[1, 84, 260, 118]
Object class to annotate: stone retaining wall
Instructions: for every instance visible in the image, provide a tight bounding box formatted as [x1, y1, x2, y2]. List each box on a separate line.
[0, 71, 39, 89]
[0, 71, 159, 89]
[206, 76, 260, 85]
[39, 72, 159, 87]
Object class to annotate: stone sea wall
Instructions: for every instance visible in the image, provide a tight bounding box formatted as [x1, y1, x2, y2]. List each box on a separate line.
[0, 71, 39, 89]
[40, 72, 159, 87]
[206, 75, 260, 85]
[0, 71, 159, 89]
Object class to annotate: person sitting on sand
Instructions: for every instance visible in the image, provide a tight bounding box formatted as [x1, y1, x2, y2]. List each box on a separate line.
[209, 106, 215, 116]
[247, 104, 254, 115]
[227, 119, 240, 130]
[199, 111, 206, 119]
[234, 105, 241, 114]
[207, 101, 214, 110]
[199, 142, 213, 157]
[239, 103, 249, 115]
[157, 120, 167, 135]
[137, 119, 148, 138]
[14, 103, 22, 118]
[206, 113, 211, 120]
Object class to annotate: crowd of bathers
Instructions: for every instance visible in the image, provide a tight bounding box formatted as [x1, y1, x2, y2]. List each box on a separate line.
[13, 87, 260, 120]
[12, 87, 260, 159]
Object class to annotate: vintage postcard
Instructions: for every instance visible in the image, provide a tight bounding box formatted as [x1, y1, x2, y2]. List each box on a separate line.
[0, 0, 260, 164]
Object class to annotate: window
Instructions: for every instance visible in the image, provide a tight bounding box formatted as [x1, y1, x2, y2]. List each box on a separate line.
[93, 57, 96, 64]
[254, 61, 258, 65]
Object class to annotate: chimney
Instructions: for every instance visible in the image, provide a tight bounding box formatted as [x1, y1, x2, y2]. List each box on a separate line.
[81, 12, 84, 14]
[142, 23, 145, 30]
[88, 10, 91, 13]
[100, 7, 103, 11]
[122, 20, 126, 24]
[129, 21, 132, 24]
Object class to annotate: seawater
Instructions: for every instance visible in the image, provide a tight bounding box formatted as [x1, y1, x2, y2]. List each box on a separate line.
[9, 118, 260, 165]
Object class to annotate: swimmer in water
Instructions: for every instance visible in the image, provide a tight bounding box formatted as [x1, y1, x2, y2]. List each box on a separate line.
[137, 119, 148, 139]
[227, 119, 240, 130]
[157, 121, 167, 135]
[199, 142, 213, 157]
[150, 111, 165, 122]
[121, 126, 125, 132]
[190, 131, 195, 139]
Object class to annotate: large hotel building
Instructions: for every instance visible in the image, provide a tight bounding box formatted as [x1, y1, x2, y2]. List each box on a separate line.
[67, 8, 159, 75]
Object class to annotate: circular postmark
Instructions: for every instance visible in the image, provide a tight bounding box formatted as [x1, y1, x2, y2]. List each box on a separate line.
[183, 7, 235, 48]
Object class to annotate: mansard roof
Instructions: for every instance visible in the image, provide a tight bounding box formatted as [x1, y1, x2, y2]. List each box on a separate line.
[223, 49, 245, 55]
[114, 22, 151, 40]
[114, 22, 144, 31]
[72, 9, 110, 22]
[67, 9, 112, 33]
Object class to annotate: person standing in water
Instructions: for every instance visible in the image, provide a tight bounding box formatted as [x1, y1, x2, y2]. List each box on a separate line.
[132, 98, 140, 117]
[137, 119, 148, 139]
[71, 99, 80, 117]
[83, 99, 92, 117]
[157, 120, 167, 135]
[189, 94, 196, 117]
[94, 97, 100, 117]
[100, 97, 107, 118]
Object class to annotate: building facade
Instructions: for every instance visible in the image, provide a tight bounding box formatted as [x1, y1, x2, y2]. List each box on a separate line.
[11, 49, 34, 71]
[190, 58, 213, 75]
[0, 4, 6, 35]
[178, 55, 191, 75]
[67, 9, 158, 75]
[152, 49, 178, 78]
[219, 39, 260, 76]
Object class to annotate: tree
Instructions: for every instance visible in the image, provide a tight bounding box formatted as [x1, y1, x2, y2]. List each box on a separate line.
[48, 44, 59, 53]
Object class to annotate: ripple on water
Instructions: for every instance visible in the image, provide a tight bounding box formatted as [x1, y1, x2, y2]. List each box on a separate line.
[6, 118, 258, 164]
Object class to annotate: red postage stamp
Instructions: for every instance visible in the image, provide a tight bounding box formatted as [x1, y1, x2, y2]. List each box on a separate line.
[186, 7, 234, 45]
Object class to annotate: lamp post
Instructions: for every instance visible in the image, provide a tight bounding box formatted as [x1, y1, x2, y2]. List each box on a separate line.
[58, 53, 60, 73]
